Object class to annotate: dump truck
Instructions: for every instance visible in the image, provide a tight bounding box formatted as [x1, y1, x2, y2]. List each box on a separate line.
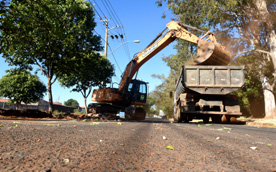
[89, 21, 234, 120]
[174, 65, 244, 123]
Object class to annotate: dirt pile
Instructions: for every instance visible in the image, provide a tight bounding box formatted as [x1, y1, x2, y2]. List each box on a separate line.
[0, 108, 52, 119]
[0, 109, 95, 120]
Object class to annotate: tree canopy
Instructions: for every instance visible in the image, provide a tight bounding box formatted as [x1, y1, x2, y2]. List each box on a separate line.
[64, 99, 79, 108]
[150, 73, 175, 118]
[0, 0, 102, 112]
[143, 93, 158, 117]
[156, 0, 276, 117]
[59, 54, 114, 113]
[0, 69, 47, 109]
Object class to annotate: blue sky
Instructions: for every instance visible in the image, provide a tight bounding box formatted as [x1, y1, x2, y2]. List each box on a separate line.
[0, 0, 177, 107]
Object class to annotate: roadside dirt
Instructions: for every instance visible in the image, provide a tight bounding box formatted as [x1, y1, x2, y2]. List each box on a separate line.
[0, 108, 91, 121]
[0, 108, 52, 119]
[1, 108, 276, 128]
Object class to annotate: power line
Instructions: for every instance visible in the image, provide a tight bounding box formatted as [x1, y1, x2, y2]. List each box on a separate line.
[92, 0, 132, 70]
[93, 0, 107, 21]
[94, 29, 121, 82]
[108, 44, 122, 74]
[92, 3, 104, 22]
[104, 0, 123, 35]
[106, 0, 124, 31]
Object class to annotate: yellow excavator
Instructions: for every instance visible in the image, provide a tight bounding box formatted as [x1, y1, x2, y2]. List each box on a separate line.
[88, 21, 231, 120]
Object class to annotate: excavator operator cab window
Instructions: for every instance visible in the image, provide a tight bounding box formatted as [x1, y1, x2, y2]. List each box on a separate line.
[128, 80, 147, 104]
[128, 83, 133, 92]
[139, 83, 147, 101]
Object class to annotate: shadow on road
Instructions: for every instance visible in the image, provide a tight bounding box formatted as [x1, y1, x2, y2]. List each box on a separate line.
[122, 118, 247, 125]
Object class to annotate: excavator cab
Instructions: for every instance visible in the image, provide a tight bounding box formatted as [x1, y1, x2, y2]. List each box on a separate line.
[127, 79, 147, 105]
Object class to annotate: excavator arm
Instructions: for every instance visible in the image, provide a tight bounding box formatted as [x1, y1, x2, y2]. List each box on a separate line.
[118, 21, 231, 95]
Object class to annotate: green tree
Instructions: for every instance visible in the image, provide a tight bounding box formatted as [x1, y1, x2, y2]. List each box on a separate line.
[157, 0, 276, 118]
[231, 54, 275, 117]
[64, 99, 79, 108]
[0, 0, 102, 112]
[58, 55, 114, 114]
[143, 93, 158, 117]
[151, 73, 175, 118]
[0, 69, 47, 109]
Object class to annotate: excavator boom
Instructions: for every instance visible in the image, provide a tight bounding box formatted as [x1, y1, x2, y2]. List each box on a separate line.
[118, 21, 231, 94]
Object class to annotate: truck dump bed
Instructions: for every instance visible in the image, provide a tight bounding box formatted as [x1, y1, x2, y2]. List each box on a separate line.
[175, 66, 244, 98]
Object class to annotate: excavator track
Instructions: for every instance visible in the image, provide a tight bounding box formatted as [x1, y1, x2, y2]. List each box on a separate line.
[125, 107, 146, 121]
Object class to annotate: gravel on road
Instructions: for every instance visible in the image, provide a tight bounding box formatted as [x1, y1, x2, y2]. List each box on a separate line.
[0, 119, 275, 172]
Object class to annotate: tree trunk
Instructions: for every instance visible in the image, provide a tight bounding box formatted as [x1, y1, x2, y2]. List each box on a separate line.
[47, 79, 53, 112]
[261, 76, 276, 118]
[16, 102, 19, 110]
[84, 97, 87, 114]
[269, 31, 276, 75]
[268, 31, 276, 118]
[255, 0, 276, 118]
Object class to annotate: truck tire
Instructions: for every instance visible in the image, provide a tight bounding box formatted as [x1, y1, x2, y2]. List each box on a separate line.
[203, 116, 210, 123]
[182, 113, 190, 123]
[211, 115, 221, 123]
[174, 105, 182, 122]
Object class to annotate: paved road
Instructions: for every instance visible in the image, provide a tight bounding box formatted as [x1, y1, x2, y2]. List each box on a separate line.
[0, 119, 275, 171]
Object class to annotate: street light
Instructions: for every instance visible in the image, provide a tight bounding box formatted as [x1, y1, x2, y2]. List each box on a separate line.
[107, 40, 140, 57]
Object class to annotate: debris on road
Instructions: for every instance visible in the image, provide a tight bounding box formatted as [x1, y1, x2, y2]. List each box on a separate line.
[64, 159, 70, 163]
[43, 124, 61, 127]
[0, 118, 275, 171]
[250, 147, 257, 150]
[165, 145, 174, 150]
[221, 127, 232, 130]
[90, 122, 100, 125]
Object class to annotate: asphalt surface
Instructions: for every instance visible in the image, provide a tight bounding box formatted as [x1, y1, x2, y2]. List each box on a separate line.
[0, 118, 275, 172]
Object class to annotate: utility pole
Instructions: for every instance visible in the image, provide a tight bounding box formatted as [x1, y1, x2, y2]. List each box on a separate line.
[101, 18, 123, 56]
[103, 18, 110, 56]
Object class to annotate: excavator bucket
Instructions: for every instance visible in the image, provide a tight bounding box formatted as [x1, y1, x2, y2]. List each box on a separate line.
[194, 39, 231, 65]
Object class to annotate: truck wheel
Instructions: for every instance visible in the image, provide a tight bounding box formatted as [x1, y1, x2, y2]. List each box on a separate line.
[174, 105, 182, 123]
[203, 116, 210, 123]
[212, 115, 221, 123]
[183, 114, 189, 123]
